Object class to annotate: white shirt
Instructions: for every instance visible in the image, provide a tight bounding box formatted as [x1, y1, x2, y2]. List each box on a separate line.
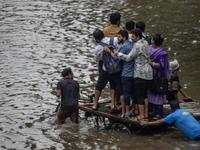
[128, 34, 132, 41]
[94, 37, 120, 71]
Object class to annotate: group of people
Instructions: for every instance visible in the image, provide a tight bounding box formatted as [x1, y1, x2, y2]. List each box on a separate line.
[55, 12, 200, 141]
[92, 12, 200, 140]
[92, 12, 193, 121]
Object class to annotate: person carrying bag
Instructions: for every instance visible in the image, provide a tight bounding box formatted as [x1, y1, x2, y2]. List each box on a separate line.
[150, 63, 168, 95]
[147, 34, 169, 120]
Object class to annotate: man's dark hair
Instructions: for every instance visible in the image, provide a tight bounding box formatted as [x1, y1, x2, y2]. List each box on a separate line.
[93, 29, 104, 40]
[136, 21, 145, 32]
[62, 68, 72, 77]
[118, 30, 128, 40]
[110, 12, 121, 24]
[152, 34, 164, 46]
[126, 20, 135, 31]
[170, 100, 180, 111]
[131, 28, 142, 39]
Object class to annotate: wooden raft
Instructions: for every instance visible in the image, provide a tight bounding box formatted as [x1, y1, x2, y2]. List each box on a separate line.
[163, 100, 200, 119]
[79, 102, 168, 129]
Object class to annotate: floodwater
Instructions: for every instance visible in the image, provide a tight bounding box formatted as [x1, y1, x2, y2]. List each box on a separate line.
[0, 0, 200, 149]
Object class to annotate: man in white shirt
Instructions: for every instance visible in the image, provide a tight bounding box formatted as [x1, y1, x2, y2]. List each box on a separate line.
[92, 29, 125, 116]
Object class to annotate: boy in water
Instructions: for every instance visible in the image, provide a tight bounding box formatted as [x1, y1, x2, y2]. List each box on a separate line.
[56, 68, 80, 124]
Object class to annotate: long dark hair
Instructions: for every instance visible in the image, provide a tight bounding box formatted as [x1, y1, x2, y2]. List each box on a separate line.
[152, 34, 164, 46]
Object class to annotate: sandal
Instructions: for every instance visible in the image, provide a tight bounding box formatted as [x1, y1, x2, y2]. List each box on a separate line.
[130, 117, 141, 121]
[153, 115, 161, 120]
[123, 114, 130, 119]
[144, 117, 148, 121]
[118, 113, 130, 119]
[131, 116, 145, 122]
[130, 114, 135, 118]
[118, 114, 123, 118]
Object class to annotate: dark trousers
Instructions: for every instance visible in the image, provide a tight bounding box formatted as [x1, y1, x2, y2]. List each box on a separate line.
[96, 70, 123, 96]
[98, 60, 103, 74]
[58, 109, 78, 123]
[122, 76, 133, 106]
[134, 78, 150, 105]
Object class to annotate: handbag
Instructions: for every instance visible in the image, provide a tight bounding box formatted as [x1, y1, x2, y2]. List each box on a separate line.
[150, 63, 168, 94]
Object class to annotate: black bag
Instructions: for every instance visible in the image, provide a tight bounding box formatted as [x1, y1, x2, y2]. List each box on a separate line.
[150, 63, 168, 94]
[99, 37, 123, 74]
[143, 35, 151, 45]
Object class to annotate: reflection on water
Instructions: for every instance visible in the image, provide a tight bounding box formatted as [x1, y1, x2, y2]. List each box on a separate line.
[0, 0, 200, 149]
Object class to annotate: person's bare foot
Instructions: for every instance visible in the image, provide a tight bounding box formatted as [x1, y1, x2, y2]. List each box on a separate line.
[105, 104, 111, 108]
[92, 103, 98, 110]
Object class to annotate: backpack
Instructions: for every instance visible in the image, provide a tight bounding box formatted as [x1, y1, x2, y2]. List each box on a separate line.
[99, 37, 123, 74]
[143, 35, 151, 45]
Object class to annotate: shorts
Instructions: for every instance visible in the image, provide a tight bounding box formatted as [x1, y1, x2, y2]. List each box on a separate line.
[57, 109, 78, 123]
[134, 78, 151, 105]
[96, 69, 123, 96]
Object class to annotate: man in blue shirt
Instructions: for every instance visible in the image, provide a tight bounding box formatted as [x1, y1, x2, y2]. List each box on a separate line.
[104, 29, 134, 118]
[140, 100, 200, 140]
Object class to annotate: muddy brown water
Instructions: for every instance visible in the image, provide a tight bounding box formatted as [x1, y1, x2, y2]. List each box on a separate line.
[0, 0, 200, 149]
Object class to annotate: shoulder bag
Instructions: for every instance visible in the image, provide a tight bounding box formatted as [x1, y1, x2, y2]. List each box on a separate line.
[150, 63, 168, 94]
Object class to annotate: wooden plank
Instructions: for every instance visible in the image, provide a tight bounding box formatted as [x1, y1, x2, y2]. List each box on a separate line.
[163, 100, 200, 118]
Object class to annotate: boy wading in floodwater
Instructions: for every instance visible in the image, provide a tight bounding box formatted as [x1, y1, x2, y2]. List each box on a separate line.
[56, 68, 80, 124]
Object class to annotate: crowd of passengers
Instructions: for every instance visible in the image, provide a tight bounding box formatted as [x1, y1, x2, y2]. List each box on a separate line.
[92, 12, 193, 121]
[55, 12, 200, 141]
